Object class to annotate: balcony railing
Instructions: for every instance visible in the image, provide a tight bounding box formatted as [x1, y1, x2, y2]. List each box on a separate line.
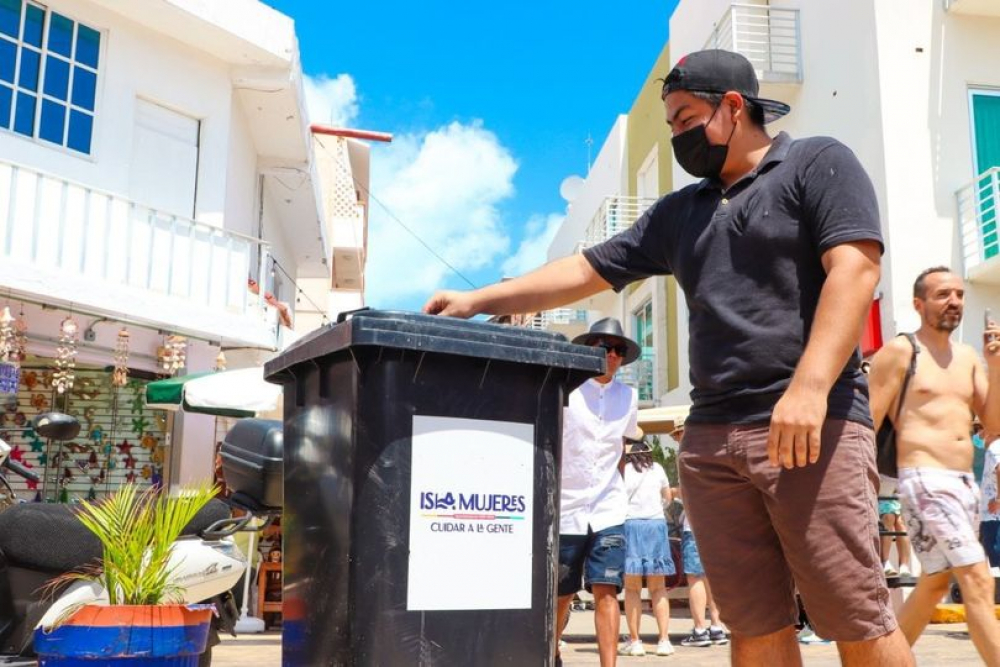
[525, 308, 588, 331]
[579, 196, 658, 250]
[0, 160, 270, 316]
[618, 356, 655, 403]
[704, 4, 802, 84]
[957, 166, 1000, 275]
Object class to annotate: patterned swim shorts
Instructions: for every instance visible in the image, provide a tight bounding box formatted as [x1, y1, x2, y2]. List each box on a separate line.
[898, 467, 985, 575]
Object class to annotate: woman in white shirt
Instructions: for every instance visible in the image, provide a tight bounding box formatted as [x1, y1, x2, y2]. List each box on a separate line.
[619, 427, 675, 657]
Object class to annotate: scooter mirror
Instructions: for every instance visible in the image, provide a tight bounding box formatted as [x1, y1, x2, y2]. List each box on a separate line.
[33, 412, 81, 441]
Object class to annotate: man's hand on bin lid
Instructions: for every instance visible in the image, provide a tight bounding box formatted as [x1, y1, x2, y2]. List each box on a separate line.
[423, 290, 480, 318]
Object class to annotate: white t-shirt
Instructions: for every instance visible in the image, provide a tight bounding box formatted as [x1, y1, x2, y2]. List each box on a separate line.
[623, 463, 670, 520]
[560, 378, 638, 534]
[981, 440, 1000, 521]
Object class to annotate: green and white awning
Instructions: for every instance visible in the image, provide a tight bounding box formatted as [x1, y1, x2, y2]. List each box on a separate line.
[145, 368, 280, 418]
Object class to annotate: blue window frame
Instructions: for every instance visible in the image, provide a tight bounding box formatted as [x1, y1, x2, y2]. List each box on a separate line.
[0, 1, 100, 154]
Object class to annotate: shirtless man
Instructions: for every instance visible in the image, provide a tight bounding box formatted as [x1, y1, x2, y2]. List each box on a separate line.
[868, 266, 1000, 664]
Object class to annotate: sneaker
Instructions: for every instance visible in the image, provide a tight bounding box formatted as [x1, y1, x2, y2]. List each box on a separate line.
[883, 561, 898, 577]
[680, 628, 712, 647]
[618, 639, 646, 656]
[798, 626, 831, 645]
[898, 564, 912, 577]
[708, 626, 728, 645]
[656, 639, 675, 656]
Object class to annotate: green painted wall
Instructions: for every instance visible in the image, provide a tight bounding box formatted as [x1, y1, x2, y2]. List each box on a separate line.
[626, 42, 680, 392]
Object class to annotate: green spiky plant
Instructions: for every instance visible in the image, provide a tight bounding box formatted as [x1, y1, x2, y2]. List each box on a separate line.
[69, 482, 218, 605]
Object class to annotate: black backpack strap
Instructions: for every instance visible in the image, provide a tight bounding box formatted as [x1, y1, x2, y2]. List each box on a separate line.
[893, 333, 919, 423]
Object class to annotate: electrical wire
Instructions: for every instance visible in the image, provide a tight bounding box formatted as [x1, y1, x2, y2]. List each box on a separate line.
[314, 137, 479, 290]
[270, 257, 330, 325]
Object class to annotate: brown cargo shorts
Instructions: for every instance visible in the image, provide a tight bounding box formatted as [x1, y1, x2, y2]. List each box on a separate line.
[678, 419, 896, 642]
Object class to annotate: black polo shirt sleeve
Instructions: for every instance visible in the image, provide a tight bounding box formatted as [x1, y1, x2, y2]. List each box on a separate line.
[582, 196, 674, 292]
[798, 140, 884, 256]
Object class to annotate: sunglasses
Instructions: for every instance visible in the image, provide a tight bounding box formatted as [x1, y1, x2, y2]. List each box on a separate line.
[594, 342, 628, 357]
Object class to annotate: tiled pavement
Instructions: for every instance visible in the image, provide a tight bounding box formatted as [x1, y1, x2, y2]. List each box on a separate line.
[214, 612, 983, 665]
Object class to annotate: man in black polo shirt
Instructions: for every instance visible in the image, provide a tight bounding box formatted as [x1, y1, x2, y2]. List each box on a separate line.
[424, 49, 913, 666]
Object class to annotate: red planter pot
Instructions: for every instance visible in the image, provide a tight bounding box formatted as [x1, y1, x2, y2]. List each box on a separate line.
[34, 604, 214, 666]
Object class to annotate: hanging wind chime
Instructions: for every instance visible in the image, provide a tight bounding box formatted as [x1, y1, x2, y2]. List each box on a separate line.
[0, 306, 19, 394]
[214, 348, 227, 372]
[13, 304, 27, 363]
[52, 316, 79, 394]
[112, 327, 130, 387]
[159, 335, 187, 375]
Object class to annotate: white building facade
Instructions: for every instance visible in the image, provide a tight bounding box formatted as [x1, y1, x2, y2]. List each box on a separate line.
[0, 0, 370, 496]
[669, 0, 1000, 382]
[541, 116, 661, 405]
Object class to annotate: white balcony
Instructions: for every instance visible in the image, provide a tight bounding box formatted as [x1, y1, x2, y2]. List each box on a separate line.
[958, 166, 1000, 284]
[944, 0, 1000, 18]
[0, 159, 277, 348]
[704, 4, 803, 84]
[618, 356, 656, 404]
[579, 196, 658, 250]
[524, 309, 589, 338]
[330, 203, 366, 291]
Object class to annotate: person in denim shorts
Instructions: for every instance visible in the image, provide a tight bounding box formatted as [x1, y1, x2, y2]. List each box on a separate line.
[618, 427, 675, 657]
[556, 318, 639, 667]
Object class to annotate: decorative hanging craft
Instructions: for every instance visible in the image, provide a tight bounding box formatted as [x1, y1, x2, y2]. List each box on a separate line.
[0, 306, 19, 394]
[214, 349, 227, 372]
[112, 327, 130, 387]
[158, 335, 187, 375]
[13, 305, 27, 363]
[52, 316, 79, 394]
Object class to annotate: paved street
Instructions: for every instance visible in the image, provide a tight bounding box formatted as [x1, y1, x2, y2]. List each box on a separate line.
[214, 610, 984, 665]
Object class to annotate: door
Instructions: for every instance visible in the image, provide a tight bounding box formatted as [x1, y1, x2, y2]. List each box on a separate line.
[129, 98, 199, 218]
[971, 90, 1000, 259]
[126, 98, 200, 294]
[637, 145, 659, 201]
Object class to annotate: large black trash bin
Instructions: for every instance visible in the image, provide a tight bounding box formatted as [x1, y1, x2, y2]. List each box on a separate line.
[264, 310, 603, 666]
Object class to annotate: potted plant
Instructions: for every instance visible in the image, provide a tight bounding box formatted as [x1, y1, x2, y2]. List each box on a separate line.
[33, 482, 219, 666]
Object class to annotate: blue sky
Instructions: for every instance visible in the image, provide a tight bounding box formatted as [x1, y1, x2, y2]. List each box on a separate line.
[266, 1, 681, 311]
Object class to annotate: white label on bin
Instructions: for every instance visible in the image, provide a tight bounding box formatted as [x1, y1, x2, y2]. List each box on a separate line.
[407, 415, 535, 611]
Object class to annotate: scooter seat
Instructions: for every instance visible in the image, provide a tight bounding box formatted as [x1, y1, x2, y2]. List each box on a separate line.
[0, 498, 231, 573]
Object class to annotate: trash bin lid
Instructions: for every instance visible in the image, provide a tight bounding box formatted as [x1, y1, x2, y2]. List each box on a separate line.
[264, 310, 604, 382]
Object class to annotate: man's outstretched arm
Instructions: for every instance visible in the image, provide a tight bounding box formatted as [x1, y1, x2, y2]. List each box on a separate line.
[423, 254, 612, 319]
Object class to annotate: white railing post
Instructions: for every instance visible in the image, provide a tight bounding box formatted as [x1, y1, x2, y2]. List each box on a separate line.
[730, 4, 740, 54]
[56, 181, 68, 269]
[794, 8, 803, 81]
[30, 172, 43, 262]
[145, 212, 156, 289]
[257, 246, 270, 318]
[4, 165, 16, 256]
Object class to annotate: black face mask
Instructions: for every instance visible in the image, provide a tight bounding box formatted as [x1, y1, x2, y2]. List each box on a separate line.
[671, 105, 736, 179]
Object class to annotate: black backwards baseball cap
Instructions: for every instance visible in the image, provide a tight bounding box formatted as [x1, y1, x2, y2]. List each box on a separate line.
[661, 49, 791, 124]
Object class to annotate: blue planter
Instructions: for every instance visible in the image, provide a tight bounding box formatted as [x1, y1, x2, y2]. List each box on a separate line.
[34, 604, 213, 666]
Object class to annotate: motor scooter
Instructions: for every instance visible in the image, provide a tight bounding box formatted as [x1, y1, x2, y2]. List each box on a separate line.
[0, 413, 276, 666]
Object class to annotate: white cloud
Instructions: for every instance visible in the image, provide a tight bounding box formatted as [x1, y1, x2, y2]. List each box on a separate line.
[303, 73, 358, 126]
[365, 120, 518, 308]
[501, 213, 565, 278]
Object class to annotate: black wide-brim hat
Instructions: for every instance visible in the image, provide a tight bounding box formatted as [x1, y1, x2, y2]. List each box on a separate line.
[662, 49, 791, 124]
[571, 317, 641, 366]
